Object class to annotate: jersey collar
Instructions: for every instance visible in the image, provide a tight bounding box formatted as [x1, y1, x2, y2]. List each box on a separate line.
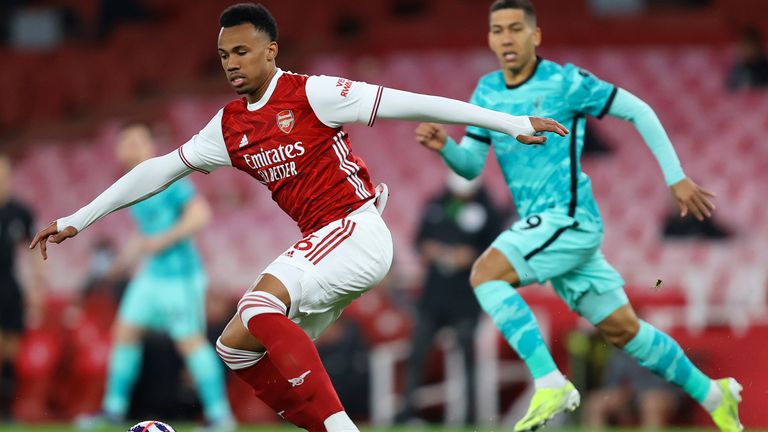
[246, 68, 284, 111]
[505, 56, 542, 90]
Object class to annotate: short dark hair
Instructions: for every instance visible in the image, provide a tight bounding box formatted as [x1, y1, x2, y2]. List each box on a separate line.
[220, 3, 278, 42]
[490, 0, 536, 25]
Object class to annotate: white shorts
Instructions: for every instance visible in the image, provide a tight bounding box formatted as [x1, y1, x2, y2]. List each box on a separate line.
[260, 201, 393, 339]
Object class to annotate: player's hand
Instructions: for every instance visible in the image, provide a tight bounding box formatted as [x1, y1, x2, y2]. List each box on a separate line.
[28, 222, 78, 260]
[670, 177, 716, 221]
[516, 117, 570, 145]
[415, 123, 448, 152]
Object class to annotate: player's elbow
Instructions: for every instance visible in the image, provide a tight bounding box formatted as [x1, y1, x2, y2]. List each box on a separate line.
[635, 100, 655, 119]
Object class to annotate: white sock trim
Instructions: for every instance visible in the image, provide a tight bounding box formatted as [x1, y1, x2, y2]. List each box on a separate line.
[534, 370, 568, 389]
[215, 337, 265, 370]
[701, 379, 723, 412]
[237, 291, 288, 329]
[323, 411, 358, 432]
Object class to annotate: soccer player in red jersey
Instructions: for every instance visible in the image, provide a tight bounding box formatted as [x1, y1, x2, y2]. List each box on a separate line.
[30, 3, 567, 431]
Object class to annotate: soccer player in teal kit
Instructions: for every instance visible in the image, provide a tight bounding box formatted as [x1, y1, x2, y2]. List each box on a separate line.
[78, 124, 235, 431]
[415, 1, 742, 431]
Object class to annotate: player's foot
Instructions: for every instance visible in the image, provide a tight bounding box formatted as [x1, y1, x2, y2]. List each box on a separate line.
[710, 378, 743, 432]
[73, 411, 122, 430]
[513, 381, 580, 432]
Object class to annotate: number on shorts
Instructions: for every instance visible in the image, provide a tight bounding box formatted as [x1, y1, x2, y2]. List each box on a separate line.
[292, 235, 317, 251]
[522, 215, 542, 230]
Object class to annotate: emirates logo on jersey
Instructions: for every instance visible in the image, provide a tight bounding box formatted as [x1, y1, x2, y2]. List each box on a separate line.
[276, 110, 295, 134]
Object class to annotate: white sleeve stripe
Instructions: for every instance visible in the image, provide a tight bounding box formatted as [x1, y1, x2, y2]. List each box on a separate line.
[367, 85, 383, 127]
[178, 147, 210, 174]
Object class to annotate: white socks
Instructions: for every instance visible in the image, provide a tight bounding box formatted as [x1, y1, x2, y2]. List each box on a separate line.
[701, 380, 723, 412]
[323, 411, 359, 432]
[534, 370, 568, 389]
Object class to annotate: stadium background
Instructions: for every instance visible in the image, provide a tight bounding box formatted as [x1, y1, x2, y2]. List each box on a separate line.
[1, 0, 767, 430]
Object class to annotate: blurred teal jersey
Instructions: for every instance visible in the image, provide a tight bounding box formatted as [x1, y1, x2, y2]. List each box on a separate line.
[129, 178, 205, 278]
[465, 58, 617, 229]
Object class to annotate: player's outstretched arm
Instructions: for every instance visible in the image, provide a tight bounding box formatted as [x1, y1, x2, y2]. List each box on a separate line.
[607, 88, 715, 220]
[305, 76, 567, 144]
[376, 88, 568, 144]
[29, 151, 192, 259]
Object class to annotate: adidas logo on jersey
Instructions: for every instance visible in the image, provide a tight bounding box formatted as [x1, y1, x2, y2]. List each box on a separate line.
[239, 134, 249, 148]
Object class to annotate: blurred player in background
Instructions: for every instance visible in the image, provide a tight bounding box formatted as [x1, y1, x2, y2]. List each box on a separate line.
[30, 3, 567, 431]
[415, 1, 742, 431]
[0, 155, 44, 421]
[77, 124, 234, 431]
[397, 172, 503, 425]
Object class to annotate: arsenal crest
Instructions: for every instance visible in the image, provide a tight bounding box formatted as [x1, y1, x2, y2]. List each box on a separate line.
[276, 110, 295, 134]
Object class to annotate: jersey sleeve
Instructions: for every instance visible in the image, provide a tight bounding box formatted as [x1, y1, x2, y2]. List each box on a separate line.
[562, 64, 618, 118]
[305, 75, 383, 128]
[178, 109, 232, 174]
[464, 83, 493, 145]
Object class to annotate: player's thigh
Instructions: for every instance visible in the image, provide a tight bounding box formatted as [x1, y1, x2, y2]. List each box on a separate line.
[116, 271, 160, 331]
[271, 204, 392, 340]
[553, 250, 629, 327]
[489, 212, 597, 287]
[175, 333, 209, 358]
[164, 272, 211, 342]
[221, 204, 392, 348]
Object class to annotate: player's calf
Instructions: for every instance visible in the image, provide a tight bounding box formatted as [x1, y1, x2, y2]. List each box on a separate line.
[220, 288, 357, 431]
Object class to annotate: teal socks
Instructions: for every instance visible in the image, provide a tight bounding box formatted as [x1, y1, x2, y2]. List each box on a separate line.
[102, 344, 142, 417]
[475, 281, 558, 378]
[624, 320, 711, 402]
[186, 344, 233, 423]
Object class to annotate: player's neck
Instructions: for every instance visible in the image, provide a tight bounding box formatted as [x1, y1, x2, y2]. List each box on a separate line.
[503, 56, 538, 87]
[246, 67, 278, 104]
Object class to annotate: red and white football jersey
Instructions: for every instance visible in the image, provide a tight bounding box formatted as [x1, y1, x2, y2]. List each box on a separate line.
[179, 69, 385, 235]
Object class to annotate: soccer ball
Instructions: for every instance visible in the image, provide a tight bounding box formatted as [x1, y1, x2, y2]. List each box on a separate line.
[128, 420, 176, 432]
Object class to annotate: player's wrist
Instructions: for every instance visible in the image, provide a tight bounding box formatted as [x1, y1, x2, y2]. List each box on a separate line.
[439, 136, 458, 154]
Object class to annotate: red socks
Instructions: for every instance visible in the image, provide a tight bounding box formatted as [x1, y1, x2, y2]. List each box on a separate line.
[234, 354, 326, 431]
[245, 313, 343, 425]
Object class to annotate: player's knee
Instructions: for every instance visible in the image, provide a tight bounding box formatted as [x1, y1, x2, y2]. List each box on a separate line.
[176, 334, 206, 357]
[237, 290, 288, 329]
[215, 334, 265, 371]
[469, 259, 491, 289]
[111, 321, 141, 344]
[600, 316, 640, 348]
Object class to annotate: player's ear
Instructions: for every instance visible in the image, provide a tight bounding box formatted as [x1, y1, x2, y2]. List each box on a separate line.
[266, 41, 278, 62]
[533, 27, 542, 47]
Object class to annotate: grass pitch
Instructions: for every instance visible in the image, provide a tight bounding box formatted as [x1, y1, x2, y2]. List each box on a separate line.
[0, 425, 743, 432]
